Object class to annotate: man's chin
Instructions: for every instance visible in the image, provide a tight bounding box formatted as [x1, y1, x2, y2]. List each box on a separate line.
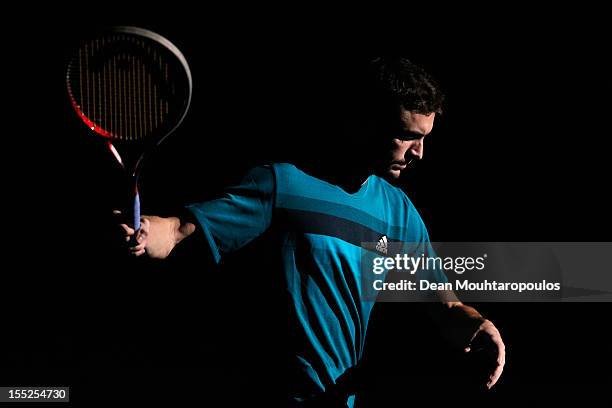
[385, 168, 402, 180]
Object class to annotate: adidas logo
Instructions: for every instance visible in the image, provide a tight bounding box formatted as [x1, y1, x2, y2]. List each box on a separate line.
[375, 235, 388, 254]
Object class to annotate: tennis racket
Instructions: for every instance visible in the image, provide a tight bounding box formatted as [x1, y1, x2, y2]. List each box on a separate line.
[66, 26, 192, 234]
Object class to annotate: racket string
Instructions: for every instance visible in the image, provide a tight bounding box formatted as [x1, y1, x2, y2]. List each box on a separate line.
[68, 30, 190, 142]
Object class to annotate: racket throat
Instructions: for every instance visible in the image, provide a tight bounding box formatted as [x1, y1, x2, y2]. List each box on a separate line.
[107, 142, 139, 231]
[107, 141, 124, 167]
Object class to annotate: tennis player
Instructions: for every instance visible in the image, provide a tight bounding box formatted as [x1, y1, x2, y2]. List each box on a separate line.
[120, 57, 505, 407]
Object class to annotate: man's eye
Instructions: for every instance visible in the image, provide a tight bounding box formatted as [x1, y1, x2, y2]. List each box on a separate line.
[398, 132, 423, 141]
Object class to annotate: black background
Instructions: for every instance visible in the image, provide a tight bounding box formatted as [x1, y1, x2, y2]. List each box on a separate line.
[4, 6, 611, 406]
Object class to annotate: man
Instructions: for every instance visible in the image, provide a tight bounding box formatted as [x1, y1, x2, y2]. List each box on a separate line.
[120, 57, 505, 407]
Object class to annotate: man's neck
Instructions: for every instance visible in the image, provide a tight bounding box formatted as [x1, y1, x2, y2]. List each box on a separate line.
[299, 154, 374, 194]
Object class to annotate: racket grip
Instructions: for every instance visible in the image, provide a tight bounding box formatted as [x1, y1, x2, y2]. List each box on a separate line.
[133, 192, 141, 232]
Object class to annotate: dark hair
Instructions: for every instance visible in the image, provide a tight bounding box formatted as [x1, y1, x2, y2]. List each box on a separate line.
[367, 57, 444, 115]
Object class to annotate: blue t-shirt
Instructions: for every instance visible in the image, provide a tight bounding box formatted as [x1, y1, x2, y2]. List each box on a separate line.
[186, 163, 441, 405]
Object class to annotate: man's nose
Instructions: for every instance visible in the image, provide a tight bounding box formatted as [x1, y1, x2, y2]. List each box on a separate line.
[408, 140, 423, 160]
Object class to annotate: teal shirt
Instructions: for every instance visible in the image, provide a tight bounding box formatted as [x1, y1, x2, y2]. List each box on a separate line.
[187, 163, 441, 405]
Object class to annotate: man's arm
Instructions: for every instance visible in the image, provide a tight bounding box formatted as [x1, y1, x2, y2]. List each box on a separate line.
[429, 295, 506, 389]
[119, 214, 196, 259]
[117, 165, 275, 260]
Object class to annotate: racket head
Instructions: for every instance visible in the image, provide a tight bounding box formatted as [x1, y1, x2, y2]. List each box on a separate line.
[66, 26, 192, 148]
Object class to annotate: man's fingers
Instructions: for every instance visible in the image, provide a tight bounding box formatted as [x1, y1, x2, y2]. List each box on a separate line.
[485, 325, 505, 389]
[493, 337, 506, 365]
[132, 248, 146, 257]
[136, 219, 149, 242]
[130, 241, 146, 253]
[487, 342, 505, 389]
[119, 224, 134, 236]
[487, 359, 505, 389]
[113, 210, 129, 225]
[120, 224, 135, 236]
[119, 216, 149, 255]
[130, 243, 145, 252]
[468, 320, 506, 389]
[116, 213, 150, 257]
[487, 325, 506, 363]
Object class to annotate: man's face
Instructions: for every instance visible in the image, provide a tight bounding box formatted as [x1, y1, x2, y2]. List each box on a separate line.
[375, 108, 436, 179]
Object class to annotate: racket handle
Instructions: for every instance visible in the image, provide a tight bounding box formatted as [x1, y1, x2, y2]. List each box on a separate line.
[133, 192, 141, 232]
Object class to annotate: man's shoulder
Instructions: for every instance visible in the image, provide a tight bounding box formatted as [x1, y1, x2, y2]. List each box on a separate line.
[267, 162, 296, 171]
[267, 162, 322, 187]
[370, 174, 415, 207]
[267, 162, 305, 177]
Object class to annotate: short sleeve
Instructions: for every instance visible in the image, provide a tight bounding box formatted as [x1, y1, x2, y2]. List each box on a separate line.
[185, 165, 275, 263]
